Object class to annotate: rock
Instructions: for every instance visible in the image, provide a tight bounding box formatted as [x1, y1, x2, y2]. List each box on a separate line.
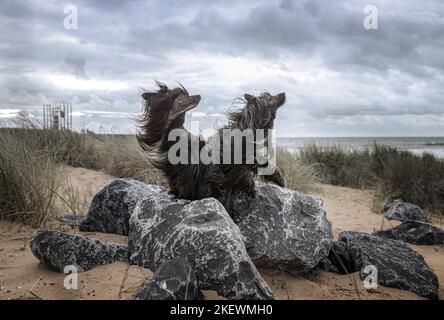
[222, 182, 333, 271]
[316, 241, 352, 274]
[30, 230, 128, 273]
[128, 190, 275, 300]
[79, 179, 163, 235]
[383, 199, 429, 222]
[79, 179, 332, 273]
[374, 220, 444, 245]
[134, 258, 204, 300]
[339, 231, 439, 299]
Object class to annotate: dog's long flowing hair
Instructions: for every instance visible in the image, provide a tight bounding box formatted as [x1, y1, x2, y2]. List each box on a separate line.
[137, 82, 286, 201]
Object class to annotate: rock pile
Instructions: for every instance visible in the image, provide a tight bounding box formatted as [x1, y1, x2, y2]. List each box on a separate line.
[30, 179, 440, 300]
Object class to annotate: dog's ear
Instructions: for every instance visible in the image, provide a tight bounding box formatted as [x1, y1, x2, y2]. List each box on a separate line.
[142, 92, 154, 100]
[155, 81, 169, 93]
[244, 94, 255, 103]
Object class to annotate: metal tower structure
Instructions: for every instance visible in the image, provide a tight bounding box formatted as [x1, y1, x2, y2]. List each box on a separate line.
[42, 101, 72, 130]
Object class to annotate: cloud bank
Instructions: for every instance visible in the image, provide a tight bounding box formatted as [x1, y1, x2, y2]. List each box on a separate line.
[1, 0, 443, 136]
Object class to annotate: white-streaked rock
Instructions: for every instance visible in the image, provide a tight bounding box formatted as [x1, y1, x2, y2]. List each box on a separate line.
[374, 220, 444, 245]
[222, 182, 333, 271]
[79, 178, 162, 235]
[128, 190, 275, 300]
[30, 230, 128, 273]
[383, 199, 429, 222]
[339, 231, 439, 299]
[134, 258, 204, 300]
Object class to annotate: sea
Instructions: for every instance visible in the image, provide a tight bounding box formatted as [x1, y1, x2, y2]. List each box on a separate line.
[277, 137, 444, 159]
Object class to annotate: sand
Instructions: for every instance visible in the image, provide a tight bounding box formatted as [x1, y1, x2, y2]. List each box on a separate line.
[0, 167, 443, 300]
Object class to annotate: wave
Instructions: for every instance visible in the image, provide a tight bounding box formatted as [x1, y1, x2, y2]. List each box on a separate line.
[423, 142, 444, 146]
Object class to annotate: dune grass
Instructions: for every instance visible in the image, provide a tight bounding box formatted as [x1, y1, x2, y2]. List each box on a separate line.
[298, 144, 377, 189]
[1, 123, 166, 184]
[0, 122, 166, 226]
[1, 120, 442, 226]
[98, 135, 166, 186]
[299, 143, 444, 215]
[0, 122, 318, 226]
[372, 144, 444, 214]
[276, 147, 319, 192]
[0, 132, 61, 227]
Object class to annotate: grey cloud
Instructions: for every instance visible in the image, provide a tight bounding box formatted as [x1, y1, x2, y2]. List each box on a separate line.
[279, 0, 295, 11]
[64, 54, 88, 79]
[0, 0, 443, 136]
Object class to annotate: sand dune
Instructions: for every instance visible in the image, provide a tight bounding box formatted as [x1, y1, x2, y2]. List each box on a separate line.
[0, 167, 443, 300]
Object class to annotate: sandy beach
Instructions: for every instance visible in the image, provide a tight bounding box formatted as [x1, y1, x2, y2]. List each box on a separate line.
[0, 166, 443, 300]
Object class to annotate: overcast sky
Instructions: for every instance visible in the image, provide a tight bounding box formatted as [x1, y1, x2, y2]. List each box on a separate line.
[1, 0, 443, 136]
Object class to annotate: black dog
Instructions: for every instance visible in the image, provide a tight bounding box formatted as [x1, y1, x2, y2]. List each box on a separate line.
[137, 82, 286, 201]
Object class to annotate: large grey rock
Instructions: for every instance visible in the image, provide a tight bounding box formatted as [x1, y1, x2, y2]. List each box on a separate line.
[135, 258, 204, 300]
[128, 190, 275, 300]
[374, 220, 444, 245]
[316, 240, 352, 274]
[30, 230, 128, 272]
[222, 182, 333, 271]
[79, 179, 332, 273]
[79, 179, 163, 235]
[383, 199, 429, 222]
[339, 231, 439, 299]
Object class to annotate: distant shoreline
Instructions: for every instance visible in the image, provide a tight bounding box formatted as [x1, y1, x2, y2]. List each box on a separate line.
[277, 136, 444, 159]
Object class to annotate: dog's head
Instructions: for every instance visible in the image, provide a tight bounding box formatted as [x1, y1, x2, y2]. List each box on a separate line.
[142, 82, 201, 121]
[231, 92, 286, 130]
